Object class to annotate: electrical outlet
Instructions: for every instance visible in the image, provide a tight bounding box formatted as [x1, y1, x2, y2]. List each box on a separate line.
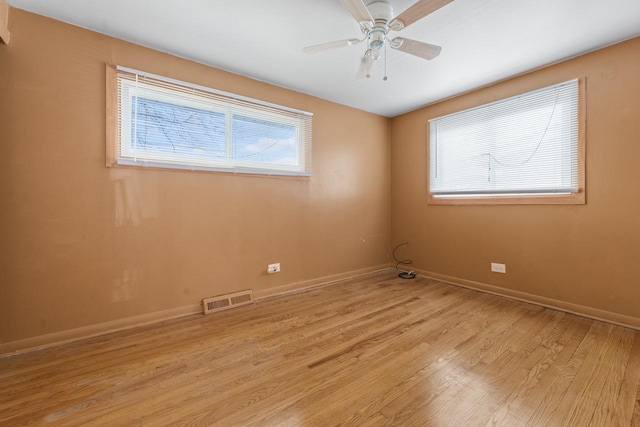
[267, 263, 280, 274]
[491, 262, 506, 274]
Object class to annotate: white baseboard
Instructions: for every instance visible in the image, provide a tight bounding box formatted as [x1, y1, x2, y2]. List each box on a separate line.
[412, 268, 640, 331]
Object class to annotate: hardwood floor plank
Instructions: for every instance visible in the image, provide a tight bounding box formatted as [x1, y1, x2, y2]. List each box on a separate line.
[589, 328, 636, 425]
[481, 313, 589, 425]
[633, 385, 640, 427]
[557, 322, 617, 425]
[402, 310, 568, 426]
[516, 315, 592, 424]
[343, 298, 535, 426]
[373, 299, 530, 421]
[612, 334, 640, 426]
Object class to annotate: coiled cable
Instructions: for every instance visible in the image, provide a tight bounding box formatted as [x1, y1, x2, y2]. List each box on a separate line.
[393, 242, 416, 279]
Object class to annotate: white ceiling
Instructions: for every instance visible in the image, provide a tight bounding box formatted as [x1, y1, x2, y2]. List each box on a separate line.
[7, 0, 640, 117]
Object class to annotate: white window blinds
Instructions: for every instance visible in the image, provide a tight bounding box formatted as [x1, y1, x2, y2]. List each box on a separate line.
[429, 79, 579, 197]
[114, 66, 313, 176]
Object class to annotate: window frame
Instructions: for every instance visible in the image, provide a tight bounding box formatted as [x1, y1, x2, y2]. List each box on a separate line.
[427, 78, 586, 205]
[106, 65, 312, 177]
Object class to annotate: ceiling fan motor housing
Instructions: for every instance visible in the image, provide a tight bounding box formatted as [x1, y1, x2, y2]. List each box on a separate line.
[367, 1, 394, 24]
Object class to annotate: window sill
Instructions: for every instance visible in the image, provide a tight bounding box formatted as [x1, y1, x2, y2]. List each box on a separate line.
[106, 161, 312, 180]
[427, 191, 585, 205]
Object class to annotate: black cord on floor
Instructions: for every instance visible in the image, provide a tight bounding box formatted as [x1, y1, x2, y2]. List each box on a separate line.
[392, 242, 416, 279]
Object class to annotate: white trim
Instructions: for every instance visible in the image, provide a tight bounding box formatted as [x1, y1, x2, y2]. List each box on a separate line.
[115, 158, 313, 177]
[116, 65, 313, 117]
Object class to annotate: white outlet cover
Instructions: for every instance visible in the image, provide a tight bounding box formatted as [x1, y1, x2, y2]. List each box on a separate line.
[267, 263, 280, 274]
[491, 263, 506, 273]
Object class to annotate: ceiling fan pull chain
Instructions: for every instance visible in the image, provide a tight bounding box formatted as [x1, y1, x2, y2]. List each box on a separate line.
[384, 39, 388, 81]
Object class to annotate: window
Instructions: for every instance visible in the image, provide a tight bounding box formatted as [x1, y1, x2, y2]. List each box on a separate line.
[428, 79, 584, 204]
[107, 66, 312, 176]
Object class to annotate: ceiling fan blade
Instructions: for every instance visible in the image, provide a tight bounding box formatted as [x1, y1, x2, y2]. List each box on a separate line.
[356, 51, 374, 79]
[390, 0, 454, 30]
[390, 37, 442, 60]
[339, 0, 374, 26]
[303, 38, 361, 54]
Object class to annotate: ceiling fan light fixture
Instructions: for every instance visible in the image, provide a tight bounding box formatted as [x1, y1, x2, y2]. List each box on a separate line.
[368, 30, 385, 60]
[356, 49, 375, 79]
[371, 43, 382, 60]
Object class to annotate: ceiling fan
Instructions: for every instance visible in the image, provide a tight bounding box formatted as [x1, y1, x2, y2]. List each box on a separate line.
[304, 0, 454, 79]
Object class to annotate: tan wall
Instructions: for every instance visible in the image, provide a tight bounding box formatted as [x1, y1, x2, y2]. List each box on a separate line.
[0, 0, 9, 44]
[0, 9, 391, 350]
[391, 37, 640, 322]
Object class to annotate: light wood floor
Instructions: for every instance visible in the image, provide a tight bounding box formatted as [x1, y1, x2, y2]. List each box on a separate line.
[2, 273, 640, 426]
